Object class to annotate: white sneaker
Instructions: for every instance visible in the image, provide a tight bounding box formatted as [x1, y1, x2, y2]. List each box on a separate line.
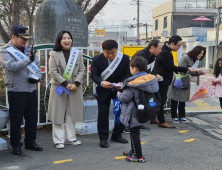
[179, 117, 188, 124]
[172, 118, 180, 123]
[219, 125, 222, 129]
[71, 140, 81, 145]
[55, 143, 64, 149]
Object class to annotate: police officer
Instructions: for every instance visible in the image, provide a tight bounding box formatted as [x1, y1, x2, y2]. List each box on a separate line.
[0, 25, 42, 155]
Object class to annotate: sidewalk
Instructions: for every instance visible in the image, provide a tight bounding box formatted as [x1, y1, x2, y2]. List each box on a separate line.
[186, 74, 222, 113]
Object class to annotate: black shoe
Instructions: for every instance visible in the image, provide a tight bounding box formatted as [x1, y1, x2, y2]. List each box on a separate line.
[140, 125, 150, 131]
[100, 140, 109, 148]
[123, 126, 130, 134]
[110, 136, 128, 143]
[25, 143, 43, 151]
[12, 147, 22, 155]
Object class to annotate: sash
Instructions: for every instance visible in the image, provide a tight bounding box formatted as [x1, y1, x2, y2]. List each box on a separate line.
[101, 52, 123, 80]
[147, 60, 155, 72]
[62, 47, 79, 81]
[5, 47, 38, 74]
[192, 60, 200, 69]
[56, 47, 79, 96]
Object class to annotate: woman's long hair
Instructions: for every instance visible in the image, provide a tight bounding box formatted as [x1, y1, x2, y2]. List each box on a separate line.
[214, 57, 222, 78]
[53, 30, 73, 51]
[187, 46, 206, 62]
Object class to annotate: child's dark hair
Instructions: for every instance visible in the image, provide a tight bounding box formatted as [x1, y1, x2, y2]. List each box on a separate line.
[214, 57, 222, 77]
[130, 56, 148, 72]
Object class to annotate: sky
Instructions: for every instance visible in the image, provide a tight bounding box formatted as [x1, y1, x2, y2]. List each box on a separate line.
[89, 0, 169, 35]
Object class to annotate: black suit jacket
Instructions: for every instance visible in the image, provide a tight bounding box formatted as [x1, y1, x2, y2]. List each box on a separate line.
[131, 46, 155, 73]
[91, 53, 131, 102]
[152, 45, 188, 87]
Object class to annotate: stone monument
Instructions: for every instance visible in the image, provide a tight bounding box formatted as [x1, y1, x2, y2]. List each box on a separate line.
[35, 0, 88, 47]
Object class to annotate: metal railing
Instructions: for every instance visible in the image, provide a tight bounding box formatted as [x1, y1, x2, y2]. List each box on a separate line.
[1, 44, 171, 132]
[1, 45, 102, 131]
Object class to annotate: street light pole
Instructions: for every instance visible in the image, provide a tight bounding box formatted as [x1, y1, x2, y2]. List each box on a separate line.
[214, 8, 221, 64]
[137, 0, 140, 39]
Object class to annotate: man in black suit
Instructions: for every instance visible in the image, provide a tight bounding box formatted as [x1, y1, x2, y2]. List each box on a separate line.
[91, 40, 131, 148]
[152, 35, 195, 128]
[128, 39, 163, 127]
[132, 39, 162, 72]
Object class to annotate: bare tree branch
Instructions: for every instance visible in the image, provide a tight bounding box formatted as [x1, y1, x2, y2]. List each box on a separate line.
[82, 0, 90, 12]
[0, 21, 10, 43]
[85, 0, 108, 24]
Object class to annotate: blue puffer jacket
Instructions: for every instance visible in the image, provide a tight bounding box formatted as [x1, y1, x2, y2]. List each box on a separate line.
[117, 72, 159, 128]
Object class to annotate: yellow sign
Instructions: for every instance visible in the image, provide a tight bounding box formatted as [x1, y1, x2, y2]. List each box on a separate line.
[95, 29, 106, 36]
[121, 46, 146, 59]
[172, 51, 178, 66]
[122, 46, 178, 65]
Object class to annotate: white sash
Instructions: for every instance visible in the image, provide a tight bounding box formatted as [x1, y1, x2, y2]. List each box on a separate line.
[5, 47, 38, 74]
[147, 60, 155, 72]
[101, 52, 123, 81]
[62, 48, 79, 81]
[192, 60, 200, 69]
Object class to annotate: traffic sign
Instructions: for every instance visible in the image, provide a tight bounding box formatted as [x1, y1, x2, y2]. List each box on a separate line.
[161, 30, 169, 37]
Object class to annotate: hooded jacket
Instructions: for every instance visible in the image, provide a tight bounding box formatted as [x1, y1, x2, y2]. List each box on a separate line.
[0, 41, 42, 92]
[117, 72, 159, 128]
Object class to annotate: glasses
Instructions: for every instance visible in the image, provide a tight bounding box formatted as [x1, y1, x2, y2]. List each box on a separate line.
[175, 44, 182, 48]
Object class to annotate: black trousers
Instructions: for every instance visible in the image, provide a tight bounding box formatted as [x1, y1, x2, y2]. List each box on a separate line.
[171, 99, 185, 119]
[158, 85, 169, 124]
[8, 90, 37, 149]
[97, 94, 124, 141]
[219, 98, 222, 109]
[130, 126, 142, 158]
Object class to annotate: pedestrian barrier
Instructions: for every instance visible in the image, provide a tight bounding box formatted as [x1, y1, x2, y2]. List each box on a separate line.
[1, 44, 103, 132]
[0, 44, 171, 133]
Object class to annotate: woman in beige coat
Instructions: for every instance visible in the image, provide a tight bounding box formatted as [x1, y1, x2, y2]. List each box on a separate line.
[48, 30, 85, 149]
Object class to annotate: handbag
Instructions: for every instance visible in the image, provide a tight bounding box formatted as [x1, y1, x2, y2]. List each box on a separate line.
[173, 74, 190, 90]
[181, 77, 190, 90]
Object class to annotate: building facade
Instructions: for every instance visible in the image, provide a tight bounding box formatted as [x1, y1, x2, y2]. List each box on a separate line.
[152, 0, 217, 42]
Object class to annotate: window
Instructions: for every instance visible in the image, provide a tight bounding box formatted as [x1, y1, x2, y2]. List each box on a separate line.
[155, 19, 158, 30]
[163, 17, 167, 28]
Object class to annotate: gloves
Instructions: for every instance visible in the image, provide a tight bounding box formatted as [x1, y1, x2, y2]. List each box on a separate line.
[28, 74, 40, 84]
[29, 44, 36, 62]
[28, 77, 40, 84]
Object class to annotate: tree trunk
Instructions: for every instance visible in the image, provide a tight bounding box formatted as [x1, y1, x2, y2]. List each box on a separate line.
[11, 0, 21, 26]
[85, 0, 109, 25]
[0, 21, 10, 43]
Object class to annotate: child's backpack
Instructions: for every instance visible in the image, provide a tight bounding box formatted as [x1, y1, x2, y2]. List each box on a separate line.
[132, 90, 161, 123]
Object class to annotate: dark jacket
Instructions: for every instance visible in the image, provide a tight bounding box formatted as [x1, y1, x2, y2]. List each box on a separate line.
[152, 44, 188, 86]
[132, 47, 155, 73]
[91, 53, 131, 102]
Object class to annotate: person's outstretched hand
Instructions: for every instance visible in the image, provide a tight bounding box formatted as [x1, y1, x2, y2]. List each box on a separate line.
[29, 44, 36, 62]
[188, 67, 196, 72]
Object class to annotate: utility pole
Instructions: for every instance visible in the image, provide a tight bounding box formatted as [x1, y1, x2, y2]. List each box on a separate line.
[146, 23, 148, 41]
[214, 8, 221, 65]
[137, 0, 140, 40]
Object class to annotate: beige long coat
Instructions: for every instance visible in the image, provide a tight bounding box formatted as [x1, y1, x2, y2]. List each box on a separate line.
[48, 50, 85, 124]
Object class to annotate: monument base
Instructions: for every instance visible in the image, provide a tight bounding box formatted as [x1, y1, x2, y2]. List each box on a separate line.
[0, 138, 8, 151]
[75, 118, 114, 135]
